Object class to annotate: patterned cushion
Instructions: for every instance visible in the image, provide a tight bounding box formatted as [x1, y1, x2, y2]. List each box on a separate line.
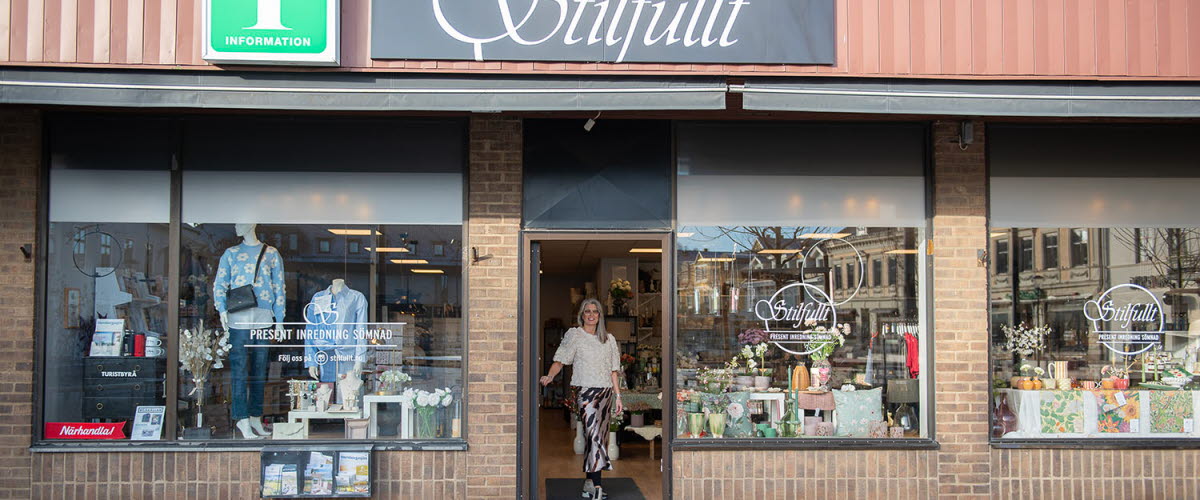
[833, 388, 883, 437]
[723, 392, 754, 437]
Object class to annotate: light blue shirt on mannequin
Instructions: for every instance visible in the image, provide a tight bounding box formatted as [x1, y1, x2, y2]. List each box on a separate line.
[303, 285, 369, 372]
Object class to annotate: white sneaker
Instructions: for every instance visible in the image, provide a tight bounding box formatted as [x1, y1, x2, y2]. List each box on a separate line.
[581, 479, 594, 498]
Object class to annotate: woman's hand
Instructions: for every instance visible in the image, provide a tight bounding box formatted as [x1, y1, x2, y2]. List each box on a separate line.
[613, 394, 624, 414]
[539, 375, 554, 387]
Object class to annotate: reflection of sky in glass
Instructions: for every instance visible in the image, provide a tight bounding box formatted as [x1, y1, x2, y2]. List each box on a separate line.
[678, 225, 848, 254]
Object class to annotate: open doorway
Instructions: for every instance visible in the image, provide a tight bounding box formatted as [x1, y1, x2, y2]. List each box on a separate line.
[523, 235, 670, 500]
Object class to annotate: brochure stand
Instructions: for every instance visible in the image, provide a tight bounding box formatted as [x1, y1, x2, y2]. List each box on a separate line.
[261, 445, 372, 498]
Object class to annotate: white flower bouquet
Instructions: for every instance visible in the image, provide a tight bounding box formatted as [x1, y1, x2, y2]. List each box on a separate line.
[178, 324, 231, 428]
[1001, 322, 1050, 356]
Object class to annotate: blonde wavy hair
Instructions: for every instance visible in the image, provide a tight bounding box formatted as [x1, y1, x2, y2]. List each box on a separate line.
[575, 298, 609, 344]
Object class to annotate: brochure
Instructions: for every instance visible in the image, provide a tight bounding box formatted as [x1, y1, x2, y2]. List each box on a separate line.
[336, 452, 370, 494]
[130, 406, 165, 441]
[89, 318, 125, 357]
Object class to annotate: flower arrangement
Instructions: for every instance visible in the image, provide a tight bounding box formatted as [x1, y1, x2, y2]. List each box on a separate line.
[399, 387, 453, 438]
[608, 408, 625, 432]
[609, 279, 633, 300]
[1033, 367, 1045, 378]
[178, 325, 231, 429]
[1001, 322, 1050, 357]
[738, 328, 769, 346]
[179, 327, 231, 396]
[620, 353, 636, 370]
[696, 367, 732, 393]
[378, 369, 411, 394]
[1019, 364, 1034, 377]
[562, 388, 582, 420]
[626, 401, 652, 415]
[1101, 364, 1129, 380]
[702, 392, 731, 414]
[804, 321, 850, 361]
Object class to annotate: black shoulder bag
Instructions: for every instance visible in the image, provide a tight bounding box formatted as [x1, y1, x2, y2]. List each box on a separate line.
[225, 245, 267, 313]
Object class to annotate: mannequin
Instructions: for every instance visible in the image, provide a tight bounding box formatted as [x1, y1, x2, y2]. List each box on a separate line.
[304, 278, 367, 400]
[214, 223, 285, 439]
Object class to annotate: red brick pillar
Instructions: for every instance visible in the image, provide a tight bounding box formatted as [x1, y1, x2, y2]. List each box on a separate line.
[931, 120, 991, 499]
[465, 116, 522, 499]
[0, 107, 39, 498]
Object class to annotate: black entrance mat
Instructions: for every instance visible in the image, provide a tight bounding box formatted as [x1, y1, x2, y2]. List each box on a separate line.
[544, 478, 645, 500]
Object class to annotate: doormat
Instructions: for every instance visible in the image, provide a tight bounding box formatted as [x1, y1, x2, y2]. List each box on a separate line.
[544, 478, 645, 500]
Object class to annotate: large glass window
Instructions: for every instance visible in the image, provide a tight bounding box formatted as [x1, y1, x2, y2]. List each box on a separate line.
[41, 115, 466, 444]
[675, 122, 929, 442]
[989, 123, 1200, 442]
[42, 116, 172, 441]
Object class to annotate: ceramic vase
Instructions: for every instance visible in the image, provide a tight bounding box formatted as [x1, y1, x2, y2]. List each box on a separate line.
[815, 422, 834, 437]
[992, 393, 1018, 438]
[1040, 378, 1056, 390]
[794, 365, 811, 391]
[708, 413, 727, 438]
[608, 431, 620, 460]
[735, 375, 755, 390]
[573, 420, 585, 454]
[754, 376, 772, 390]
[1114, 378, 1130, 390]
[630, 412, 645, 428]
[1101, 378, 1116, 390]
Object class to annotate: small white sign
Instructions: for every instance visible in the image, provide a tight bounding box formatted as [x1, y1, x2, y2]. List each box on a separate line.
[131, 406, 166, 441]
[1130, 418, 1140, 433]
[1185, 418, 1195, 434]
[1115, 392, 1127, 407]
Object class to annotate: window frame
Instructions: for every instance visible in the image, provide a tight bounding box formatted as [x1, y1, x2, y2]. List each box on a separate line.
[669, 121, 937, 451]
[1042, 232, 1059, 270]
[32, 113, 470, 452]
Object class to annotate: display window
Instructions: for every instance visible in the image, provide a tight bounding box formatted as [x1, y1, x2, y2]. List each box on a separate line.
[989, 124, 1200, 443]
[39, 114, 466, 444]
[672, 122, 931, 443]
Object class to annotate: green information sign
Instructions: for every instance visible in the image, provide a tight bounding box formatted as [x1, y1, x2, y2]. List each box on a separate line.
[203, 0, 339, 66]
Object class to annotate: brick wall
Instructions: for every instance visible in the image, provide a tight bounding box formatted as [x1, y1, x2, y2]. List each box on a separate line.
[0, 108, 38, 498]
[931, 120, 991, 499]
[673, 450, 937, 498]
[464, 115, 522, 499]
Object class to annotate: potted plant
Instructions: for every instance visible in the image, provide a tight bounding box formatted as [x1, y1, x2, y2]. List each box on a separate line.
[696, 367, 732, 394]
[1017, 364, 1035, 390]
[377, 369, 410, 395]
[805, 322, 848, 391]
[627, 401, 651, 427]
[702, 393, 731, 438]
[1101, 364, 1130, 390]
[609, 278, 632, 315]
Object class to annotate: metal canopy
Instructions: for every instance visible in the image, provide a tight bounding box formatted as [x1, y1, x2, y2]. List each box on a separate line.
[738, 78, 1200, 118]
[0, 68, 727, 112]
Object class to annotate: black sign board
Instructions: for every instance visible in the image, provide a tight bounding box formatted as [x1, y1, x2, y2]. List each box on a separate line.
[371, 0, 835, 64]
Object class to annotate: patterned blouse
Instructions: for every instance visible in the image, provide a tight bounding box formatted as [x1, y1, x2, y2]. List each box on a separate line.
[553, 327, 621, 388]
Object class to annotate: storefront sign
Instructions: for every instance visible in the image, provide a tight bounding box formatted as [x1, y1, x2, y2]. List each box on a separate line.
[203, 0, 340, 66]
[371, 0, 835, 64]
[44, 422, 127, 440]
[1084, 283, 1164, 356]
[754, 282, 838, 355]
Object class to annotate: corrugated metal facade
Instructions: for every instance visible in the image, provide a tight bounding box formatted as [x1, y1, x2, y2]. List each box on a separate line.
[3, 0, 1200, 79]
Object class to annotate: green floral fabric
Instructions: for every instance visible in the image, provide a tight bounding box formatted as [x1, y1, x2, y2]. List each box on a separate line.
[1093, 390, 1139, 433]
[833, 388, 883, 437]
[1039, 391, 1084, 434]
[723, 392, 754, 437]
[1149, 391, 1193, 434]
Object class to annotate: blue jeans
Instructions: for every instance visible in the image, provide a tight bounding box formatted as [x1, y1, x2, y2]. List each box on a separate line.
[229, 328, 268, 420]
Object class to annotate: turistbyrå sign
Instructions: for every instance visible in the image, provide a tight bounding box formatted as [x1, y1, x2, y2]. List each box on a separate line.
[372, 0, 836, 64]
[203, 0, 340, 66]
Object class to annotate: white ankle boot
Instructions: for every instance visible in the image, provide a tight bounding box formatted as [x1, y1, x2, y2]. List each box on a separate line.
[235, 418, 261, 439]
[249, 417, 271, 437]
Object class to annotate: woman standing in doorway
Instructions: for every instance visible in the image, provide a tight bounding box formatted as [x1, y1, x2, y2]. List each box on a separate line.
[541, 298, 624, 499]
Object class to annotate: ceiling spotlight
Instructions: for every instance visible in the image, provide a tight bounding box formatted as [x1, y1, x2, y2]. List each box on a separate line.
[584, 111, 601, 132]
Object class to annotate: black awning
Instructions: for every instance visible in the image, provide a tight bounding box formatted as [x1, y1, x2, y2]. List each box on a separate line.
[0, 68, 727, 112]
[738, 78, 1200, 117]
